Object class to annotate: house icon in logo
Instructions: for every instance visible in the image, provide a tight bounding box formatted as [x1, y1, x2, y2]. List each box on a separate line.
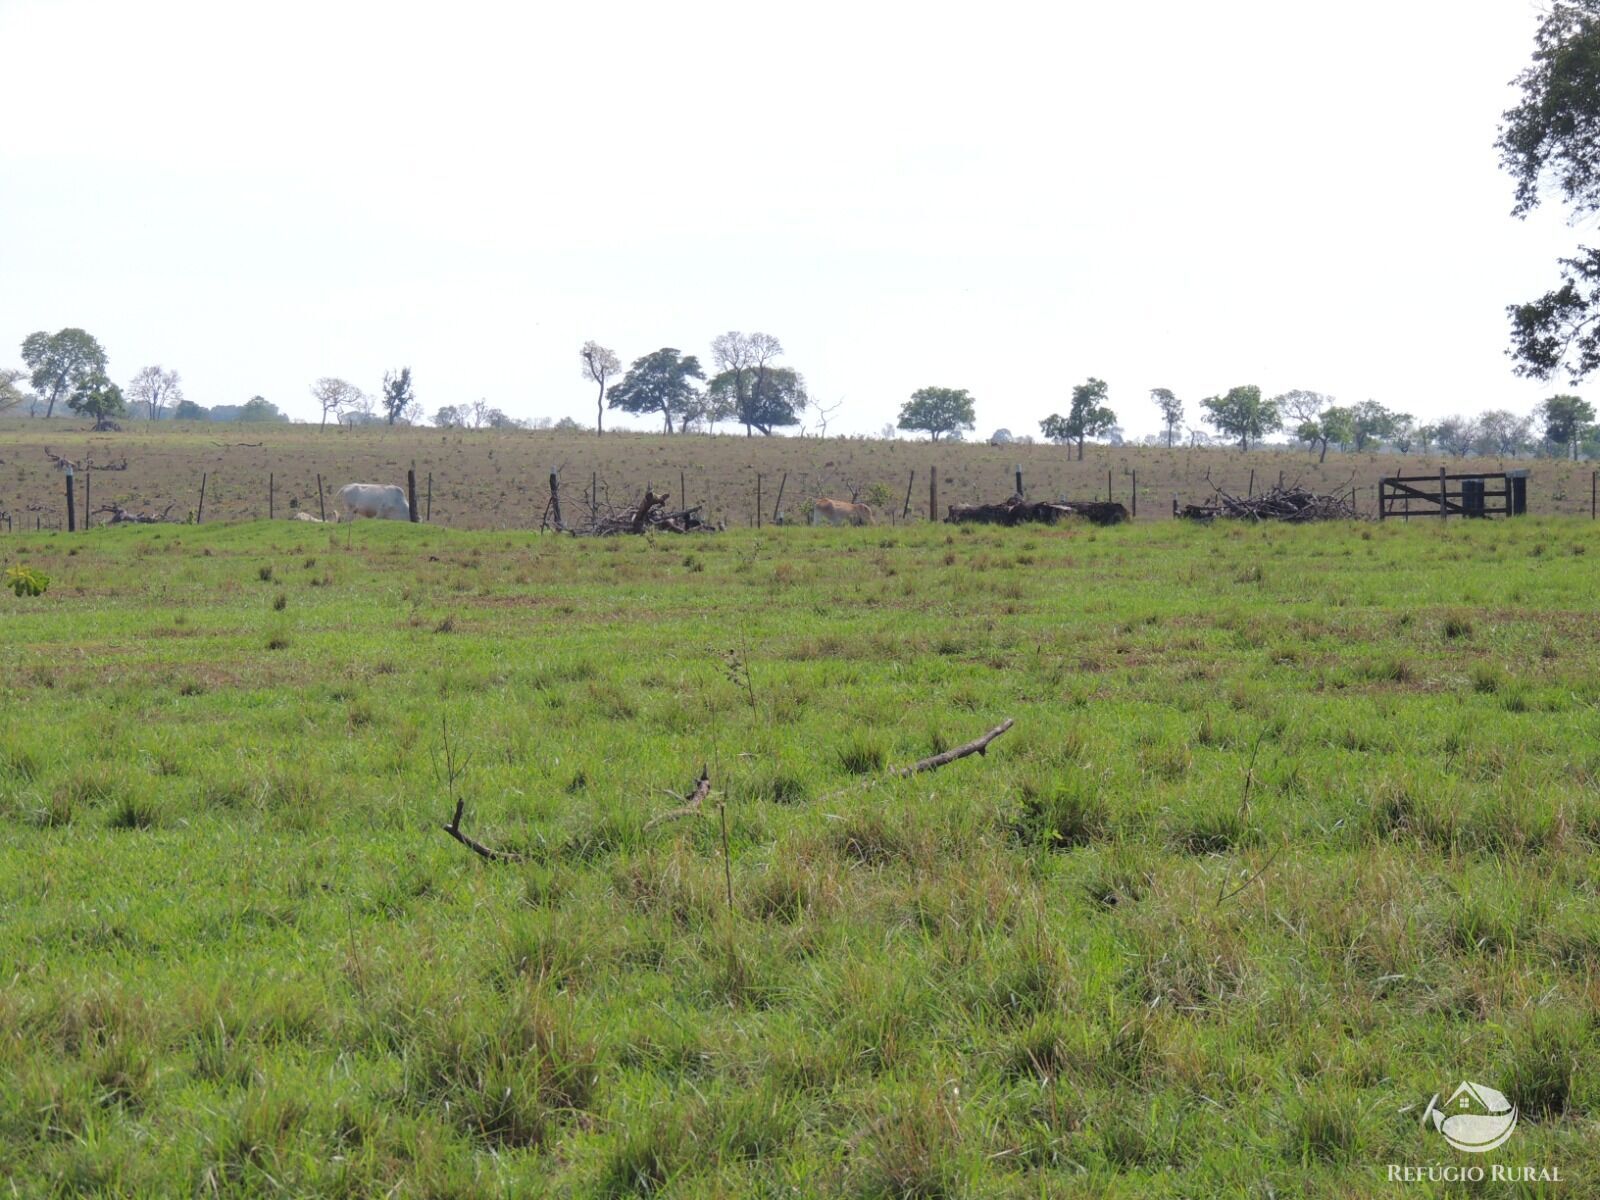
[1423, 1082, 1518, 1153]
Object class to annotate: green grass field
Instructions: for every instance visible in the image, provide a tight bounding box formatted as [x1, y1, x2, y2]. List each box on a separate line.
[3, 515, 1598, 1196]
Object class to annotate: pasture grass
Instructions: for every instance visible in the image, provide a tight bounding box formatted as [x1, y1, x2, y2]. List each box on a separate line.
[2, 514, 1599, 1195]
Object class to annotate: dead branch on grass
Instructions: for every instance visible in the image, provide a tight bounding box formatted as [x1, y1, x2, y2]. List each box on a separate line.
[644, 767, 712, 830]
[821, 718, 1016, 802]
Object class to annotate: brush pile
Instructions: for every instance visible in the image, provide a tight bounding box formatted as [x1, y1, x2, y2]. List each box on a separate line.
[946, 494, 1129, 526]
[94, 502, 177, 525]
[574, 489, 719, 536]
[1178, 485, 1360, 523]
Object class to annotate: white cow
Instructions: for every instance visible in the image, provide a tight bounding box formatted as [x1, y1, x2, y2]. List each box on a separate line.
[292, 511, 327, 522]
[336, 483, 410, 522]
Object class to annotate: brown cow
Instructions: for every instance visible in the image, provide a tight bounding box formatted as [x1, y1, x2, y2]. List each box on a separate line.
[811, 497, 874, 526]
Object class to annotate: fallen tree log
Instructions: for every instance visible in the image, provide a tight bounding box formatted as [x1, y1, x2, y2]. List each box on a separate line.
[946, 497, 1127, 526]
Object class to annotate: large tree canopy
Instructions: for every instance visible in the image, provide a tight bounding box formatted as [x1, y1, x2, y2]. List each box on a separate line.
[67, 370, 126, 430]
[1500, 2, 1600, 379]
[21, 328, 106, 418]
[707, 365, 806, 434]
[1200, 385, 1280, 451]
[607, 348, 705, 433]
[1541, 393, 1595, 455]
[1039, 378, 1115, 460]
[898, 386, 976, 441]
[709, 332, 796, 435]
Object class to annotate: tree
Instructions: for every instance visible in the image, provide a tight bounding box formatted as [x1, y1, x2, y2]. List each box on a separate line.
[692, 376, 741, 433]
[1150, 388, 1183, 448]
[554, 415, 583, 432]
[1391, 413, 1417, 454]
[1500, 4, 1600, 379]
[0, 367, 25, 414]
[1278, 390, 1335, 461]
[1321, 405, 1356, 453]
[311, 377, 359, 428]
[1348, 400, 1399, 451]
[1415, 423, 1439, 454]
[381, 367, 414, 425]
[67, 370, 126, 430]
[1039, 378, 1115, 460]
[898, 386, 976, 441]
[1199, 385, 1279, 450]
[21, 328, 107, 419]
[580, 342, 621, 436]
[434, 405, 465, 428]
[1435, 415, 1480, 457]
[126, 365, 182, 420]
[708, 331, 799, 435]
[1541, 393, 1595, 457]
[606, 348, 705, 433]
[240, 396, 285, 422]
[708, 365, 807, 434]
[1474, 409, 1534, 457]
[173, 399, 208, 421]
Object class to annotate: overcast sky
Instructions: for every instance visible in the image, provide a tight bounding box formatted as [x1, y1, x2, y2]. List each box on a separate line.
[0, 0, 1585, 437]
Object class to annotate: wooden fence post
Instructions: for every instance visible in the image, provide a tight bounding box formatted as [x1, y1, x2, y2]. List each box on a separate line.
[1248, 468, 1255, 497]
[755, 474, 762, 529]
[65, 467, 76, 532]
[1592, 470, 1596, 519]
[408, 466, 420, 523]
[772, 471, 787, 523]
[197, 472, 207, 524]
[1015, 464, 1023, 497]
[426, 473, 433, 522]
[902, 468, 915, 521]
[316, 473, 325, 522]
[591, 471, 597, 522]
[547, 470, 562, 530]
[1131, 469, 1137, 518]
[680, 470, 686, 512]
[84, 471, 90, 527]
[1107, 468, 1113, 503]
[269, 472, 275, 520]
[1439, 467, 1447, 522]
[929, 466, 937, 522]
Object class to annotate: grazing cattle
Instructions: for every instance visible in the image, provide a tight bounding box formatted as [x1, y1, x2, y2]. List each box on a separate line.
[336, 483, 410, 522]
[811, 497, 874, 526]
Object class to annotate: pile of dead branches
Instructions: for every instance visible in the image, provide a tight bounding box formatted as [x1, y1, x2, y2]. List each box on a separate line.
[571, 489, 719, 536]
[947, 494, 1128, 526]
[94, 503, 177, 525]
[1178, 484, 1360, 523]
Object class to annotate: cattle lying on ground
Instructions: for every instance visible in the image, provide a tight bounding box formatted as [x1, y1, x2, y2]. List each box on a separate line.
[292, 511, 330, 522]
[336, 483, 409, 522]
[811, 497, 874, 526]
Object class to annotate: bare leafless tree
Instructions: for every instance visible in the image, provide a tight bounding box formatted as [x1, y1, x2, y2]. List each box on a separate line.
[126, 366, 183, 420]
[580, 341, 621, 436]
[310, 377, 360, 428]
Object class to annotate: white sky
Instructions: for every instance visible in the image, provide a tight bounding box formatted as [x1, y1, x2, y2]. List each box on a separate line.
[0, 0, 1586, 437]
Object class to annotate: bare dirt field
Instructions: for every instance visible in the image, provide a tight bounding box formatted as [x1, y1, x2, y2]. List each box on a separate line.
[1, 418, 1594, 530]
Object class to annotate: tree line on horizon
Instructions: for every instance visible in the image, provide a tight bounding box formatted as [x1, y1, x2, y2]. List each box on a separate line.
[6, 328, 1598, 461]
